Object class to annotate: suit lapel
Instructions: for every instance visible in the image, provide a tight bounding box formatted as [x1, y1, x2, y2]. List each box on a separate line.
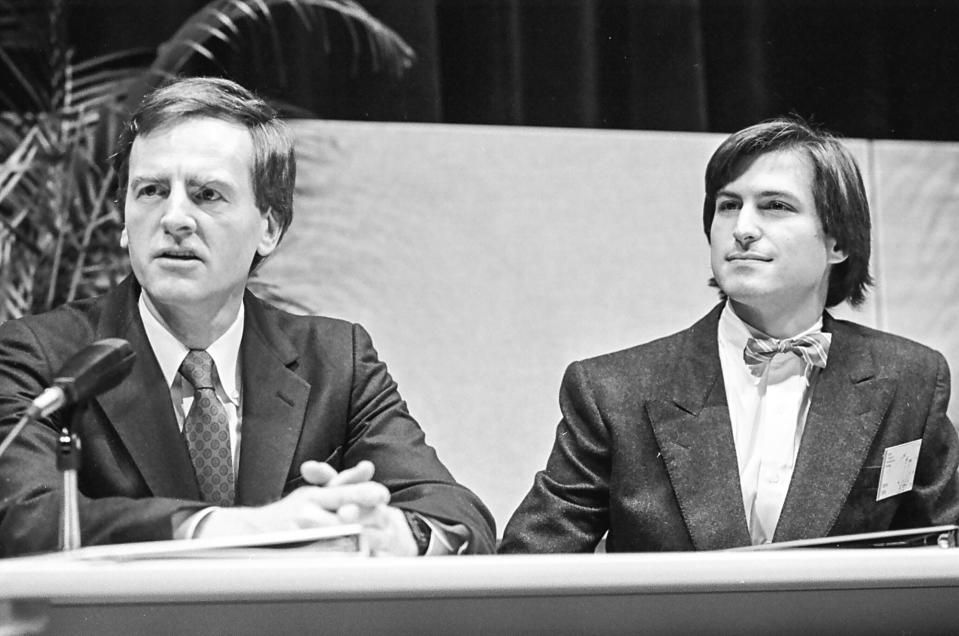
[93, 277, 200, 499]
[647, 305, 751, 549]
[774, 315, 894, 541]
[235, 294, 310, 506]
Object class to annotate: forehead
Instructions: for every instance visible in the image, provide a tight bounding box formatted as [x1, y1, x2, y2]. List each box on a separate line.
[722, 148, 815, 196]
[128, 117, 254, 177]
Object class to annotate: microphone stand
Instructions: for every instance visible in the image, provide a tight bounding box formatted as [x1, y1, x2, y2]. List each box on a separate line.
[57, 404, 84, 551]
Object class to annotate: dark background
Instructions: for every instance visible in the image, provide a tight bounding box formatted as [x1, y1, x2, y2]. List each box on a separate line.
[68, 0, 959, 141]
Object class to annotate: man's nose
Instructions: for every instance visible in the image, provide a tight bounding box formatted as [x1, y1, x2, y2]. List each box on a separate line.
[159, 188, 197, 236]
[732, 204, 761, 248]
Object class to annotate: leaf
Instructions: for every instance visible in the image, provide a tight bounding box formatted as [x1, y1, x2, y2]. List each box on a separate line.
[151, 0, 414, 78]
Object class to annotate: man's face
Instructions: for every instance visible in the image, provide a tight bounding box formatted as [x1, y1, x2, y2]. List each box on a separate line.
[709, 149, 847, 322]
[121, 117, 279, 317]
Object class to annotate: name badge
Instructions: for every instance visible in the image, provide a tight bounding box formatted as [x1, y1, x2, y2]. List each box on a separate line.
[876, 439, 922, 501]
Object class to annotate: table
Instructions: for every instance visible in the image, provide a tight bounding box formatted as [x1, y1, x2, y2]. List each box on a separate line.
[2, 548, 958, 634]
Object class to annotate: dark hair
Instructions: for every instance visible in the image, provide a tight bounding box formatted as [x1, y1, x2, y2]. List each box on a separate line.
[113, 76, 296, 271]
[702, 116, 873, 308]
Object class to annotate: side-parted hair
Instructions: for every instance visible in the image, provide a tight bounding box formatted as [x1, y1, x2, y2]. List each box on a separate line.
[112, 76, 296, 272]
[702, 116, 873, 308]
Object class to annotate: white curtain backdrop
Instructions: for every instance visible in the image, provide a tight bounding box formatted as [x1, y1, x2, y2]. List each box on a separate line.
[258, 122, 959, 531]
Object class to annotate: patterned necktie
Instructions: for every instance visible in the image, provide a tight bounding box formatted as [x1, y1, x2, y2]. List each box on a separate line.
[743, 332, 831, 377]
[179, 350, 235, 506]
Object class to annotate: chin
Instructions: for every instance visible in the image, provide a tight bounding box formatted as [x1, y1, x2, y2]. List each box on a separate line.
[716, 278, 768, 305]
[141, 280, 207, 307]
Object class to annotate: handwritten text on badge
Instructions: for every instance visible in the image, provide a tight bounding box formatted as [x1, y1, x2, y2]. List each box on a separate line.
[877, 439, 921, 501]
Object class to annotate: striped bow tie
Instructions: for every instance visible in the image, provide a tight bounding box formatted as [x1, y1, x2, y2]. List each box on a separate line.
[743, 332, 831, 376]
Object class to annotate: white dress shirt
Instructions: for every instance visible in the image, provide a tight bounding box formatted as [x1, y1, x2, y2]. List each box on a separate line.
[138, 294, 244, 471]
[717, 302, 826, 545]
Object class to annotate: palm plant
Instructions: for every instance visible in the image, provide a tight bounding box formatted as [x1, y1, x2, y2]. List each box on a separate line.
[0, 0, 414, 321]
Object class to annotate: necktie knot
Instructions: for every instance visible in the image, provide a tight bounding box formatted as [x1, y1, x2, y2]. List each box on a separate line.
[743, 332, 831, 376]
[180, 349, 216, 390]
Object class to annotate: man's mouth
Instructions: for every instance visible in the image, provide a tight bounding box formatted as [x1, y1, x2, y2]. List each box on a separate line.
[727, 253, 771, 262]
[156, 249, 200, 261]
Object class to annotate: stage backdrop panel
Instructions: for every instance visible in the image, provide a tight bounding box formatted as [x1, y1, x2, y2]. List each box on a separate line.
[868, 141, 959, 379]
[257, 122, 957, 531]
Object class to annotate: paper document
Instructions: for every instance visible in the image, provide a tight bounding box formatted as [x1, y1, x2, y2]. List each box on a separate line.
[42, 524, 367, 561]
[727, 525, 959, 551]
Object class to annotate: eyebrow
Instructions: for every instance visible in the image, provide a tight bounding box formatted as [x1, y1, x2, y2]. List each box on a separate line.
[127, 175, 165, 188]
[127, 175, 235, 190]
[716, 188, 800, 200]
[757, 189, 800, 199]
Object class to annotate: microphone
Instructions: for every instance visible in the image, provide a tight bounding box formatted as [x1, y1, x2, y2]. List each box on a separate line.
[27, 338, 136, 419]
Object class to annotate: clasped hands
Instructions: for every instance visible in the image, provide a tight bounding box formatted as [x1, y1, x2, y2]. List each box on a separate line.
[194, 459, 418, 556]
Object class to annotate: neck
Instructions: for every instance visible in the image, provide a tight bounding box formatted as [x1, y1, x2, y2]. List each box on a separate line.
[730, 298, 824, 339]
[141, 292, 242, 350]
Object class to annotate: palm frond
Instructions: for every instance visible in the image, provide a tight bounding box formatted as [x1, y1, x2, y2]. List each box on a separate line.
[0, 122, 42, 204]
[152, 0, 414, 78]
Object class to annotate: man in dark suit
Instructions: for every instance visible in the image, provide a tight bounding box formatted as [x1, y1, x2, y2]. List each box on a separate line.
[0, 77, 494, 557]
[499, 117, 959, 552]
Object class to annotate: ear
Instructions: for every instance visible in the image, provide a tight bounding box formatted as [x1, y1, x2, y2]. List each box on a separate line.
[119, 226, 129, 249]
[256, 208, 282, 258]
[825, 236, 847, 265]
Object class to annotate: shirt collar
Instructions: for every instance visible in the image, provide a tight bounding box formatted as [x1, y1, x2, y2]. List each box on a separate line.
[137, 293, 244, 402]
[718, 300, 824, 351]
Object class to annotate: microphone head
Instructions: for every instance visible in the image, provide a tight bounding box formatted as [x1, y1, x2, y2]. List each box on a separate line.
[53, 338, 136, 404]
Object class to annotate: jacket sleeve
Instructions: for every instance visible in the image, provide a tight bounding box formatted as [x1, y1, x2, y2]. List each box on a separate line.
[894, 350, 959, 527]
[498, 361, 610, 553]
[0, 318, 205, 557]
[342, 323, 496, 554]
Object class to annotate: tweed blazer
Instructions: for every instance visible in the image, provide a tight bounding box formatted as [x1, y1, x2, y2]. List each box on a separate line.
[499, 304, 959, 552]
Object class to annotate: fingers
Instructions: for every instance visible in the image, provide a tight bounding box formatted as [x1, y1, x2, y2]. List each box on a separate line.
[337, 503, 362, 524]
[293, 481, 390, 510]
[325, 460, 375, 487]
[195, 501, 343, 538]
[285, 505, 347, 530]
[283, 460, 402, 550]
[300, 460, 338, 485]
[336, 501, 393, 527]
[358, 506, 419, 556]
[195, 464, 391, 540]
[298, 459, 375, 487]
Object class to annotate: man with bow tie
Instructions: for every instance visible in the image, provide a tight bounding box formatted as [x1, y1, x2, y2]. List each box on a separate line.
[499, 117, 959, 552]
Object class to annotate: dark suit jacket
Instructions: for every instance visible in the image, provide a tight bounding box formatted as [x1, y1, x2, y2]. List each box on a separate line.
[499, 304, 959, 553]
[0, 276, 495, 556]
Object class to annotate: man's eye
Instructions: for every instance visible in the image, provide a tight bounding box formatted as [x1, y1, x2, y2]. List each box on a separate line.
[136, 184, 163, 198]
[196, 188, 223, 202]
[764, 200, 792, 211]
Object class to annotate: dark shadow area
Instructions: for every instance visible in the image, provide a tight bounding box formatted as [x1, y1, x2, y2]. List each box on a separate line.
[48, 0, 959, 140]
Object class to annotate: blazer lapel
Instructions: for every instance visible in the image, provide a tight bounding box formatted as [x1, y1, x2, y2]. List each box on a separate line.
[93, 277, 200, 499]
[234, 293, 310, 506]
[647, 305, 751, 549]
[774, 314, 895, 541]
